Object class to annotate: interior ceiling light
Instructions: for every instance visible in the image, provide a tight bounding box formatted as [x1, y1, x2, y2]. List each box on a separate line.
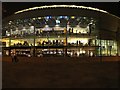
[71, 16, 75, 19]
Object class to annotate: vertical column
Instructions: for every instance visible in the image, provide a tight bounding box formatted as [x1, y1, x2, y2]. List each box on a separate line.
[95, 38, 97, 56]
[116, 40, 120, 56]
[99, 37, 102, 62]
[9, 29, 12, 56]
[64, 28, 67, 56]
[99, 33, 103, 61]
[116, 30, 120, 56]
[106, 40, 108, 56]
[9, 39, 11, 56]
[118, 32, 120, 55]
[33, 25, 36, 57]
[0, 2, 2, 89]
[100, 37, 102, 56]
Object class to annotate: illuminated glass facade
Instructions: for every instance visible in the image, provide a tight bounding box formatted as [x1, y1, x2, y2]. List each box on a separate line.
[2, 15, 118, 57]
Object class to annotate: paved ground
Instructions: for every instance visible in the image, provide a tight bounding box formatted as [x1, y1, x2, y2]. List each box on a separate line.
[2, 57, 120, 88]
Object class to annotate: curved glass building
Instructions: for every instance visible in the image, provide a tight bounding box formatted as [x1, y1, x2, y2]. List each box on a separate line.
[2, 5, 120, 57]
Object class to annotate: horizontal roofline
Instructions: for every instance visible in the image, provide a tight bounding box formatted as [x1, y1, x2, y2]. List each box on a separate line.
[14, 5, 108, 14]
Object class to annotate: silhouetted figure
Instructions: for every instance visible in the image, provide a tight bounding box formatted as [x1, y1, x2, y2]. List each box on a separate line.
[12, 54, 19, 63]
[23, 41, 29, 46]
[56, 40, 58, 46]
[11, 54, 15, 62]
[69, 28, 71, 34]
[14, 55, 19, 63]
[53, 40, 55, 46]
[36, 30, 39, 36]
[76, 40, 78, 46]
[42, 41, 45, 46]
[88, 39, 92, 46]
[72, 28, 73, 33]
[89, 24, 94, 35]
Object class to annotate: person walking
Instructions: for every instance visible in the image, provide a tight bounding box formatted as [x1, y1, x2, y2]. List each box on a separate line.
[14, 54, 18, 62]
[11, 53, 15, 62]
[11, 53, 19, 63]
[14, 54, 19, 63]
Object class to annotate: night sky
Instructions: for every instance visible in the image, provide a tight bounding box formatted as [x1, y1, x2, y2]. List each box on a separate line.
[2, 2, 120, 19]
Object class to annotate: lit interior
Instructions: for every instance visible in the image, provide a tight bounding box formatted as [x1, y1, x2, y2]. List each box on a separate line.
[68, 38, 88, 45]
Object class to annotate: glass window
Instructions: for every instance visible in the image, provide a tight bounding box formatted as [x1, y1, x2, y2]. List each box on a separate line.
[10, 38, 34, 46]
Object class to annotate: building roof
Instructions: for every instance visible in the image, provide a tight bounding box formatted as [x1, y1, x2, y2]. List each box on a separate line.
[3, 5, 120, 32]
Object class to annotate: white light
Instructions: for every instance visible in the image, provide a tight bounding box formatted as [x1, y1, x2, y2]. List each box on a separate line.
[45, 25, 49, 28]
[80, 51, 83, 54]
[15, 5, 108, 14]
[30, 26, 34, 29]
[43, 49, 48, 51]
[46, 16, 49, 19]
[56, 20, 60, 24]
[55, 24, 59, 27]
[32, 18, 36, 20]
[59, 16, 63, 18]
[58, 51, 61, 54]
[77, 52, 79, 57]
[28, 55, 31, 57]
[90, 52, 93, 56]
[71, 52, 73, 56]
[38, 17, 42, 19]
[23, 27, 26, 30]
[9, 22, 11, 25]
[50, 51, 53, 54]
[80, 39, 88, 44]
[7, 34, 10, 36]
[64, 16, 68, 18]
[16, 28, 18, 31]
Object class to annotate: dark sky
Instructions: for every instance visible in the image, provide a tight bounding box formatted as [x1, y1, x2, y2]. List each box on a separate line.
[2, 2, 120, 19]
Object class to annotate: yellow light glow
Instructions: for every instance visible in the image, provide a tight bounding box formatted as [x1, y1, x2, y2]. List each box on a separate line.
[64, 28, 67, 33]
[64, 39, 67, 46]
[68, 38, 88, 45]
[71, 16, 75, 19]
[1, 38, 9, 42]
[1, 38, 10, 47]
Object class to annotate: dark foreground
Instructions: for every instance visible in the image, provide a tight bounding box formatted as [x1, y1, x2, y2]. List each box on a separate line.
[2, 57, 120, 88]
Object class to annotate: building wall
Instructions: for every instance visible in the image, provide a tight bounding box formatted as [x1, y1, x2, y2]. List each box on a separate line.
[2, 7, 120, 57]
